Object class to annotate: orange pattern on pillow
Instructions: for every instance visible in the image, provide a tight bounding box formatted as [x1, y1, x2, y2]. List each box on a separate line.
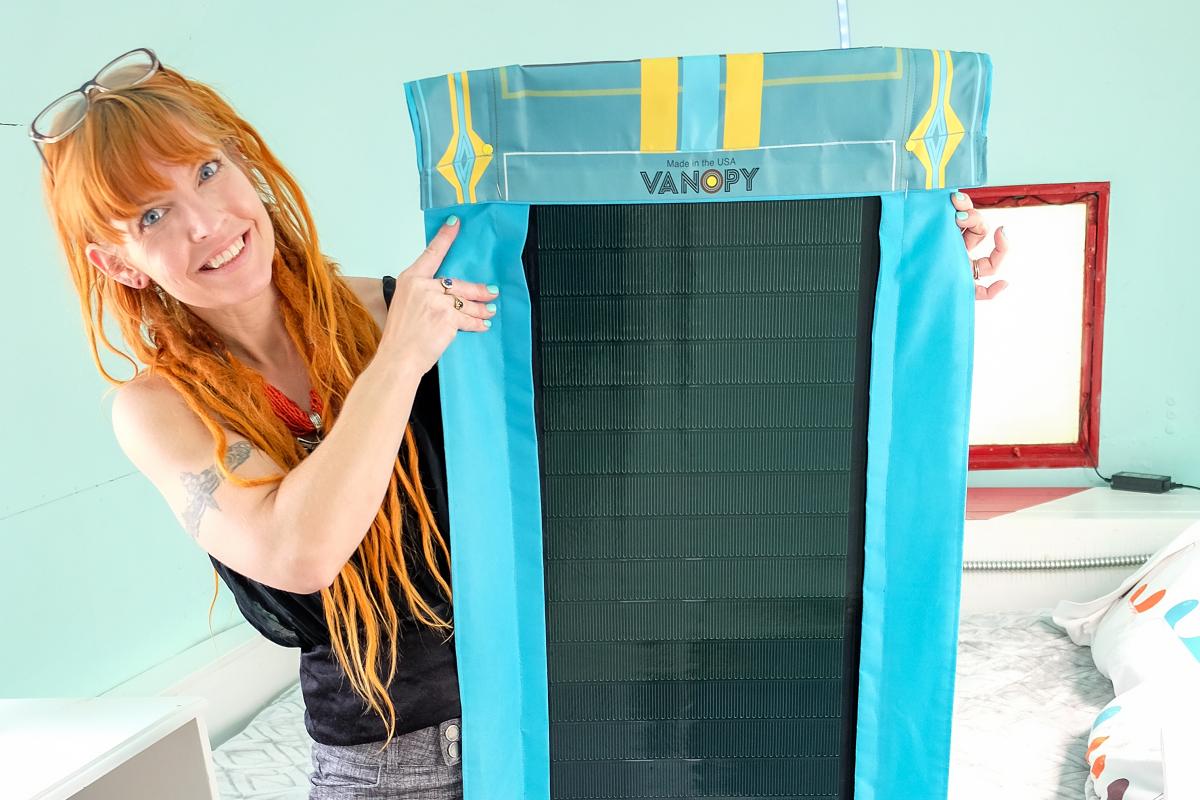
[1129, 584, 1165, 613]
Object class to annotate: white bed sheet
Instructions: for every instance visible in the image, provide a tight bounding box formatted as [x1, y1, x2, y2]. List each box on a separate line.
[212, 682, 310, 800]
[212, 612, 1112, 799]
[951, 611, 1113, 800]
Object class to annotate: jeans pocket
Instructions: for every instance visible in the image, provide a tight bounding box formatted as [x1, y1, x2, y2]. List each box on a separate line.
[384, 763, 462, 795]
[310, 743, 383, 789]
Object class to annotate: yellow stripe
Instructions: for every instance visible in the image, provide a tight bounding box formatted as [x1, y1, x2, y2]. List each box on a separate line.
[639, 57, 678, 152]
[723, 53, 764, 150]
[904, 50, 940, 190]
[460, 71, 494, 203]
[435, 73, 465, 204]
[937, 51, 965, 189]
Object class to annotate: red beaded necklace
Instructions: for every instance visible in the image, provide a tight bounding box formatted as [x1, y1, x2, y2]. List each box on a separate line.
[263, 383, 324, 436]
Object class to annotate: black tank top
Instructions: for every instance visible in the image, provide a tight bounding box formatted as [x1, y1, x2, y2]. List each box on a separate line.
[210, 275, 460, 746]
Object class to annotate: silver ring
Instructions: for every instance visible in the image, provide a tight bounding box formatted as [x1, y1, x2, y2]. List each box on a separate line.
[441, 277, 454, 294]
[972, 261, 981, 281]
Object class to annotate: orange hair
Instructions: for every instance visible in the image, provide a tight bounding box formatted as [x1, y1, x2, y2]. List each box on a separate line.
[37, 63, 452, 749]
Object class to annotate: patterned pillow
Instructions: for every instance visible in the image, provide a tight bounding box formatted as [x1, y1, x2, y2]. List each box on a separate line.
[1054, 522, 1200, 649]
[1082, 539, 1200, 799]
[1090, 541, 1200, 695]
[1083, 680, 1200, 800]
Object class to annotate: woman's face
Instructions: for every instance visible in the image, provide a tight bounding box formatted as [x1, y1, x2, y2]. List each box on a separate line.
[85, 146, 275, 310]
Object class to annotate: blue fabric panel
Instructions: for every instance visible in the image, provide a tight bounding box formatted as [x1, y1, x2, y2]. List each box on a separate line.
[679, 55, 720, 151]
[854, 190, 974, 799]
[423, 203, 549, 800]
[405, 47, 991, 207]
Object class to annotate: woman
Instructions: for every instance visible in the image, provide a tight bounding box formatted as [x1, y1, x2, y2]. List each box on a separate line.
[33, 48, 490, 798]
[32, 48, 1006, 800]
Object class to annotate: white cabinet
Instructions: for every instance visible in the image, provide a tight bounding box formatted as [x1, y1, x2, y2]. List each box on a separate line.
[0, 697, 216, 800]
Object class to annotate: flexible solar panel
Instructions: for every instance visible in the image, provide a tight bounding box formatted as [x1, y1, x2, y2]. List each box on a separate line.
[525, 199, 878, 797]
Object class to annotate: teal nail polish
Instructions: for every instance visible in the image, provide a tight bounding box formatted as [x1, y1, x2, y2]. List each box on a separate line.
[956, 210, 969, 220]
[486, 284, 500, 295]
[486, 303, 497, 313]
[483, 319, 492, 329]
[953, 191, 964, 201]
[445, 215, 460, 227]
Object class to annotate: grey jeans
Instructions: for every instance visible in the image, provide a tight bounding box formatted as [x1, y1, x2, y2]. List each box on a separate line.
[308, 718, 462, 799]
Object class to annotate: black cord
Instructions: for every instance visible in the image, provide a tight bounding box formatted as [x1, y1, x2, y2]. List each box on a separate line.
[1093, 466, 1112, 484]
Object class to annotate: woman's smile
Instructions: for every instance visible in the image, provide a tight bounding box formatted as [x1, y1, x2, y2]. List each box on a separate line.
[198, 228, 251, 276]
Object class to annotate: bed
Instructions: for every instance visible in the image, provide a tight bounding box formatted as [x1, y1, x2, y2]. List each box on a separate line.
[210, 610, 1113, 800]
[211, 684, 310, 799]
[950, 611, 1113, 800]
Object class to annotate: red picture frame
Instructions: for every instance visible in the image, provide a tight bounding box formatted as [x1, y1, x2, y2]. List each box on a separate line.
[963, 182, 1110, 470]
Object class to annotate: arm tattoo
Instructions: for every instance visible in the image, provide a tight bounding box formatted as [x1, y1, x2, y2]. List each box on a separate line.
[179, 441, 253, 539]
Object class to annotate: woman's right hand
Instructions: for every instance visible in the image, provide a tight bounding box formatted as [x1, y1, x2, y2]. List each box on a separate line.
[379, 216, 498, 375]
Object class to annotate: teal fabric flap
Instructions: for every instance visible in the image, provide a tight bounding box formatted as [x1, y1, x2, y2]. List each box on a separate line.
[855, 190, 974, 798]
[424, 203, 549, 800]
[405, 47, 991, 208]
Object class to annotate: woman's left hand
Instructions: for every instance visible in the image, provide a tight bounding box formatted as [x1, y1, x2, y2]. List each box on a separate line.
[952, 191, 1009, 300]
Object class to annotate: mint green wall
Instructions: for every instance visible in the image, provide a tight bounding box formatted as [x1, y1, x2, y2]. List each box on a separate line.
[852, 0, 1199, 487]
[2, 1, 1195, 697]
